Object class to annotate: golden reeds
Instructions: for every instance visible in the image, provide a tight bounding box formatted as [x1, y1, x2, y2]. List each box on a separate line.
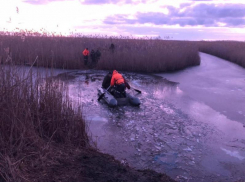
[0, 31, 200, 72]
[0, 64, 89, 181]
[198, 41, 245, 68]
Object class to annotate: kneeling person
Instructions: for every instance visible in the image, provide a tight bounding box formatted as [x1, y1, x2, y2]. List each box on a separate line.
[110, 70, 130, 98]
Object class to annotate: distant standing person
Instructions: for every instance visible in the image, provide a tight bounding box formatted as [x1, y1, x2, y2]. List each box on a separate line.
[90, 49, 96, 63]
[109, 43, 115, 53]
[95, 49, 101, 63]
[82, 48, 89, 66]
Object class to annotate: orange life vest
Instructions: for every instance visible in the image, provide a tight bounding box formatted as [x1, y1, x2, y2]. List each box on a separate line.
[83, 49, 89, 56]
[110, 70, 125, 86]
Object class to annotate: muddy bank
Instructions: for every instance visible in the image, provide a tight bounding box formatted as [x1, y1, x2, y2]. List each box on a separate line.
[74, 148, 175, 182]
[0, 145, 175, 182]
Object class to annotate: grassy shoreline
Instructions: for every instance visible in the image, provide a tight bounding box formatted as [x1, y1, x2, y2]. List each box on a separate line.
[197, 41, 245, 68]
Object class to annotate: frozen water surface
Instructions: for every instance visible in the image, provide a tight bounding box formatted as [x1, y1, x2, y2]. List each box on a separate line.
[49, 53, 245, 182]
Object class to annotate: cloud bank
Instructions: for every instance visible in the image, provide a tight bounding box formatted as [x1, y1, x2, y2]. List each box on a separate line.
[104, 3, 245, 27]
[24, 0, 73, 5]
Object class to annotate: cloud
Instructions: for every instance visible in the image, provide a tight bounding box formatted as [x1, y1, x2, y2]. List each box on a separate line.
[24, 0, 73, 5]
[24, 0, 140, 5]
[80, 0, 151, 5]
[81, 0, 117, 4]
[81, 0, 133, 4]
[190, 0, 213, 1]
[103, 3, 245, 27]
[74, 24, 245, 40]
[175, 3, 245, 18]
[104, 14, 136, 24]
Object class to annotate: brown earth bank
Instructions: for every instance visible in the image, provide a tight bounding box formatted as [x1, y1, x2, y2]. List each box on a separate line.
[73, 148, 176, 182]
[0, 146, 175, 182]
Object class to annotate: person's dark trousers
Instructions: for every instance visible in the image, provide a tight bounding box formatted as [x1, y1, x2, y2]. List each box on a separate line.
[91, 54, 96, 63]
[95, 58, 99, 64]
[92, 58, 96, 63]
[84, 56, 88, 65]
[114, 83, 126, 97]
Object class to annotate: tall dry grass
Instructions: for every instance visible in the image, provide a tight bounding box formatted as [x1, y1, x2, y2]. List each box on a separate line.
[98, 39, 200, 72]
[0, 32, 200, 72]
[197, 41, 245, 68]
[0, 64, 89, 181]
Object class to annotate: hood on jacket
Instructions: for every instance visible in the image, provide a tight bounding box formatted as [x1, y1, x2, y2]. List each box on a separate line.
[112, 70, 118, 75]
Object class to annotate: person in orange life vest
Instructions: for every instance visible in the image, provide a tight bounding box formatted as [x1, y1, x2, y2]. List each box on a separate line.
[82, 48, 89, 65]
[110, 70, 130, 97]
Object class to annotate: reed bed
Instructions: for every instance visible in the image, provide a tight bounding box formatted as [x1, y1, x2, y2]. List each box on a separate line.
[197, 41, 245, 68]
[0, 32, 200, 72]
[0, 64, 89, 181]
[98, 39, 200, 72]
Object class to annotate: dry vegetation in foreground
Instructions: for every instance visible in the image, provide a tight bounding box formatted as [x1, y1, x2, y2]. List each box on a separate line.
[0, 32, 200, 72]
[0, 64, 89, 181]
[0, 64, 176, 182]
[197, 41, 245, 68]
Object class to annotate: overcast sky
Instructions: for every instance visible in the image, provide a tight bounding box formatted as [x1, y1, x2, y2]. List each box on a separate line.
[1, 0, 245, 40]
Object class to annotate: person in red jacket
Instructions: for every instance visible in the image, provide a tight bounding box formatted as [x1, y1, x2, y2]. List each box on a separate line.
[82, 48, 89, 65]
[110, 70, 130, 97]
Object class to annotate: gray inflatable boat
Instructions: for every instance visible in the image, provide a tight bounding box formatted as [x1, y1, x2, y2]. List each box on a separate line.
[98, 87, 140, 107]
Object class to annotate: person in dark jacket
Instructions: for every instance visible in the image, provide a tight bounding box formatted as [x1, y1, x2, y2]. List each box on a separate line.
[95, 49, 101, 63]
[90, 49, 96, 63]
[102, 72, 112, 89]
[109, 43, 115, 53]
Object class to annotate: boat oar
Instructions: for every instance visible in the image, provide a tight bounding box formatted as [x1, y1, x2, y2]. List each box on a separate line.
[98, 86, 111, 101]
[132, 88, 141, 94]
[126, 82, 141, 94]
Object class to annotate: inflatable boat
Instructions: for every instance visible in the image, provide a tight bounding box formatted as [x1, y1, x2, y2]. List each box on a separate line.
[98, 87, 140, 107]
